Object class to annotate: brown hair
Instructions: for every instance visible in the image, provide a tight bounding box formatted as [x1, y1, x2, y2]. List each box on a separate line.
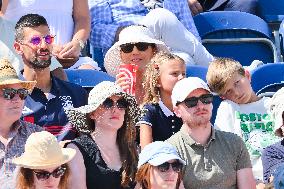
[142, 52, 185, 106]
[16, 164, 70, 189]
[135, 163, 183, 189]
[206, 57, 245, 95]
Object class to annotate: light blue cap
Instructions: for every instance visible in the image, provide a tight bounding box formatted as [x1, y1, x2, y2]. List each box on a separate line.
[138, 141, 186, 168]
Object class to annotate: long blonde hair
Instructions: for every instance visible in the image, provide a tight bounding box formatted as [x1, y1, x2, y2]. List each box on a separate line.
[142, 52, 184, 106]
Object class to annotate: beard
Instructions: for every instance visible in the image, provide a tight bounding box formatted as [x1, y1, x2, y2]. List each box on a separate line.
[28, 50, 52, 69]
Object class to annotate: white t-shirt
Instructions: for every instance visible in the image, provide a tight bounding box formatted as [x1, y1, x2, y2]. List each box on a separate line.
[214, 97, 280, 181]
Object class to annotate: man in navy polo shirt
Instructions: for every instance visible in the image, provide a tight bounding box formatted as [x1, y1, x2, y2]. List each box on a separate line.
[13, 13, 88, 141]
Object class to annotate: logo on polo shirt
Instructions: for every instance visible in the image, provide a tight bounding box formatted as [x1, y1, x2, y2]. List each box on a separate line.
[59, 96, 74, 109]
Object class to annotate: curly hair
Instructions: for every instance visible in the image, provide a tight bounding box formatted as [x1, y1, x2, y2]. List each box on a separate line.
[142, 52, 184, 106]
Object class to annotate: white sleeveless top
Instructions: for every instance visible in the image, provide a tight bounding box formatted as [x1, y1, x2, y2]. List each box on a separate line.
[4, 0, 74, 45]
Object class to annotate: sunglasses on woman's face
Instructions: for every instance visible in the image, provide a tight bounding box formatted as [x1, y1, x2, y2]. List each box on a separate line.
[29, 35, 55, 46]
[179, 93, 214, 108]
[102, 98, 128, 110]
[2, 88, 29, 100]
[120, 42, 154, 53]
[33, 166, 66, 181]
[157, 161, 183, 173]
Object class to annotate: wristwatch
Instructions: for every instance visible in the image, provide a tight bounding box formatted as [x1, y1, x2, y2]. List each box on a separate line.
[76, 39, 85, 50]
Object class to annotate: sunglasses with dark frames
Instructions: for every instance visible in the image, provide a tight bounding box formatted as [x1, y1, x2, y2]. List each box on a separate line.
[2, 88, 29, 100]
[29, 35, 55, 46]
[102, 98, 128, 110]
[179, 94, 214, 108]
[120, 42, 154, 53]
[157, 161, 183, 173]
[33, 166, 66, 181]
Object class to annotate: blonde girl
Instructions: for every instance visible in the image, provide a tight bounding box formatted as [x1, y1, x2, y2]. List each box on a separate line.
[138, 52, 186, 149]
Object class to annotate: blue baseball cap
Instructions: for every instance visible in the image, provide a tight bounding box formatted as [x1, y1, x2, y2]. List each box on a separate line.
[138, 141, 186, 168]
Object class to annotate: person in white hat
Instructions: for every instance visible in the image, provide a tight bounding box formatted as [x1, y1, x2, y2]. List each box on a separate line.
[0, 58, 42, 189]
[167, 77, 256, 189]
[13, 131, 76, 189]
[262, 87, 284, 184]
[65, 81, 143, 189]
[135, 141, 186, 189]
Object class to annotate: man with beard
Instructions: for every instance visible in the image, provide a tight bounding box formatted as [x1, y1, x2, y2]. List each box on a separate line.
[167, 77, 256, 189]
[13, 14, 88, 141]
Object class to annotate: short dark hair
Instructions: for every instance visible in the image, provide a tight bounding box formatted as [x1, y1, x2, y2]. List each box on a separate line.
[15, 14, 49, 41]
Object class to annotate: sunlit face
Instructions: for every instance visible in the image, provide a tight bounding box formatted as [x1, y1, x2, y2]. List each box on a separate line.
[175, 89, 213, 127]
[33, 166, 64, 189]
[90, 95, 126, 131]
[221, 72, 255, 104]
[158, 59, 186, 96]
[0, 83, 26, 122]
[120, 44, 156, 72]
[150, 159, 179, 189]
[14, 25, 53, 69]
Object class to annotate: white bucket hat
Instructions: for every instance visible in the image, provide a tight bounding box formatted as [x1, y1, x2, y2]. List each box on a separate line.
[104, 25, 169, 77]
[13, 131, 76, 169]
[66, 81, 144, 134]
[269, 87, 284, 136]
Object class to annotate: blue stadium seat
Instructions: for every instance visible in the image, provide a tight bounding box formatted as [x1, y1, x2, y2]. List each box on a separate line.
[65, 69, 115, 91]
[257, 0, 284, 24]
[251, 63, 284, 94]
[194, 11, 278, 66]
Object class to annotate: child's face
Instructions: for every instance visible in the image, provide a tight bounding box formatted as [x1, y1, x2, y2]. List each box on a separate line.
[158, 59, 186, 96]
[221, 72, 255, 104]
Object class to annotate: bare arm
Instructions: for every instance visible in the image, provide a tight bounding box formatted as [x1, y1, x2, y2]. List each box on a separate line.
[67, 143, 87, 189]
[57, 0, 90, 59]
[237, 168, 256, 189]
[0, 0, 8, 16]
[139, 124, 153, 149]
[187, 0, 203, 16]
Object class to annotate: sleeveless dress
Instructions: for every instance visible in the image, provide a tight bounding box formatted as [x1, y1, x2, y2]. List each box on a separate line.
[4, 0, 74, 45]
[72, 135, 127, 189]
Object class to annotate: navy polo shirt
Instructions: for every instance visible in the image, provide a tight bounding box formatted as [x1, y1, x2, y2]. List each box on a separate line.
[138, 101, 183, 141]
[22, 75, 88, 141]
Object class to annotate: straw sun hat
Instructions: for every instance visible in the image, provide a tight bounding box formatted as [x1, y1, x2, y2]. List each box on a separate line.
[0, 58, 36, 92]
[104, 25, 169, 77]
[13, 131, 76, 169]
[66, 81, 144, 134]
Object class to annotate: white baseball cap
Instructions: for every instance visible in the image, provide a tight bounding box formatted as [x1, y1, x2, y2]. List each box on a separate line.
[171, 77, 211, 106]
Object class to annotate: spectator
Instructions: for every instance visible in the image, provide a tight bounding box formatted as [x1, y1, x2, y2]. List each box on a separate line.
[0, 58, 42, 189]
[167, 77, 256, 189]
[0, 16, 66, 80]
[137, 52, 185, 149]
[206, 58, 279, 183]
[136, 141, 186, 189]
[105, 25, 212, 104]
[89, 0, 214, 68]
[66, 81, 143, 189]
[13, 131, 76, 189]
[187, 0, 258, 16]
[13, 14, 88, 141]
[1, 0, 93, 69]
[262, 87, 284, 183]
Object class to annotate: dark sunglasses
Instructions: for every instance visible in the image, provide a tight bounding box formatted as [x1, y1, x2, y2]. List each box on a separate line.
[157, 161, 183, 173]
[120, 42, 154, 53]
[33, 166, 66, 181]
[2, 88, 29, 100]
[180, 94, 214, 108]
[29, 35, 55, 46]
[102, 98, 128, 110]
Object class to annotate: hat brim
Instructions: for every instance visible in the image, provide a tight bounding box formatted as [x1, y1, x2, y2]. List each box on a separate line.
[0, 79, 36, 93]
[66, 92, 144, 134]
[104, 41, 169, 77]
[147, 154, 186, 167]
[13, 148, 76, 169]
